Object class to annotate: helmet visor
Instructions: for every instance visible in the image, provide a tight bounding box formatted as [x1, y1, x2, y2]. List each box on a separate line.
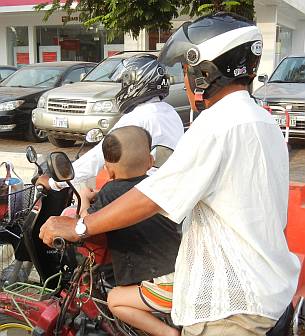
[158, 22, 193, 67]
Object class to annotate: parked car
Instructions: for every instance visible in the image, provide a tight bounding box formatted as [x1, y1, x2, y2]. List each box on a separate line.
[0, 66, 17, 82]
[254, 55, 305, 140]
[0, 61, 96, 142]
[32, 52, 193, 148]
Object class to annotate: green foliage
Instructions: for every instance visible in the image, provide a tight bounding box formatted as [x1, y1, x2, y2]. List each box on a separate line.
[35, 0, 254, 40]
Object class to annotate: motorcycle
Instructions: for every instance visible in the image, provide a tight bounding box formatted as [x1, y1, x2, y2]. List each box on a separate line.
[0, 140, 180, 336]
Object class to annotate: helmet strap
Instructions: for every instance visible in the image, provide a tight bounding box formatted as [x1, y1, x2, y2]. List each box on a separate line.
[194, 88, 206, 111]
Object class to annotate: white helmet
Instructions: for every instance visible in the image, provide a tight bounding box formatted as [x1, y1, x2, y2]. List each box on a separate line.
[158, 12, 263, 109]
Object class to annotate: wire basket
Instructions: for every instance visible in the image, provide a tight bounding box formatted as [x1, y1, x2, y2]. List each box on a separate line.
[0, 184, 35, 228]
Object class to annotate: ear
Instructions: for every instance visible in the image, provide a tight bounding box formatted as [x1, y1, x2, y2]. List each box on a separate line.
[104, 162, 116, 179]
[148, 154, 154, 170]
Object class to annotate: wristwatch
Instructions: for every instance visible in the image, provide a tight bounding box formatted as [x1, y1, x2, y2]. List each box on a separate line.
[75, 217, 88, 239]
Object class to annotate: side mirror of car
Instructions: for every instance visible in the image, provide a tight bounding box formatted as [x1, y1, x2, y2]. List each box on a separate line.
[169, 76, 175, 85]
[47, 152, 74, 182]
[80, 73, 86, 81]
[85, 128, 104, 143]
[258, 74, 268, 83]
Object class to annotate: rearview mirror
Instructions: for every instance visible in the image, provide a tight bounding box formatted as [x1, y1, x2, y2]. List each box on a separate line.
[26, 145, 38, 163]
[80, 73, 86, 81]
[258, 74, 268, 83]
[85, 128, 104, 143]
[151, 145, 174, 168]
[47, 152, 74, 182]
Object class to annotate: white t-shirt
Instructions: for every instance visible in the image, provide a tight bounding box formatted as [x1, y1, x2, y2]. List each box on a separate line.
[136, 90, 300, 326]
[49, 98, 184, 189]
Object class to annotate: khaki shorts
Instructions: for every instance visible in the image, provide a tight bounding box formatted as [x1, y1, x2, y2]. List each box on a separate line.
[182, 314, 276, 336]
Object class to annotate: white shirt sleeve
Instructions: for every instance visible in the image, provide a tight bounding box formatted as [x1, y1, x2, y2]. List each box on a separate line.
[136, 118, 224, 224]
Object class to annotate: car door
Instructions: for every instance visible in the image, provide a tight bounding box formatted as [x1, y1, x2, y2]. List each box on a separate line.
[164, 63, 192, 129]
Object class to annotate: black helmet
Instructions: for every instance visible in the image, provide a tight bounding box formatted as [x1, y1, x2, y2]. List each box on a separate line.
[112, 54, 170, 114]
[158, 12, 262, 108]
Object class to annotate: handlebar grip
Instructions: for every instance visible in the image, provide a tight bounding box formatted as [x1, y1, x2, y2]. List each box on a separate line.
[53, 237, 66, 250]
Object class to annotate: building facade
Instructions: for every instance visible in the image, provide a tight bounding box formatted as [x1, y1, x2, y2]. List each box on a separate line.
[0, 0, 305, 87]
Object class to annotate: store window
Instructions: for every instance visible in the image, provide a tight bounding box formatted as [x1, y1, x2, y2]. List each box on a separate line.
[36, 25, 124, 63]
[6, 26, 29, 67]
[149, 28, 172, 50]
[275, 25, 292, 66]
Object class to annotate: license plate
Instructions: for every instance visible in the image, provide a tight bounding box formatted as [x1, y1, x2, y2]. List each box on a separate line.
[274, 116, 296, 127]
[53, 117, 68, 128]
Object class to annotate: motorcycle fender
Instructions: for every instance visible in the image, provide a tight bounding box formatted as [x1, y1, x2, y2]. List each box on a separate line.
[35, 300, 60, 332]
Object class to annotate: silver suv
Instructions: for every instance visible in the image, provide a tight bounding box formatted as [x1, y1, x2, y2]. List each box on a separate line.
[254, 55, 305, 141]
[32, 52, 191, 147]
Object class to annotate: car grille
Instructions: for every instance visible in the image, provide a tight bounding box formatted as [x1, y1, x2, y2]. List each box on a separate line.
[266, 101, 305, 132]
[48, 98, 87, 114]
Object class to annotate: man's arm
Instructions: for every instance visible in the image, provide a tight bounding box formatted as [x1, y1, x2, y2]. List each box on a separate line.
[39, 188, 161, 247]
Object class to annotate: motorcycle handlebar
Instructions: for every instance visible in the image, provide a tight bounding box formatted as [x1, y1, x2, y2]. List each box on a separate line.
[53, 237, 66, 251]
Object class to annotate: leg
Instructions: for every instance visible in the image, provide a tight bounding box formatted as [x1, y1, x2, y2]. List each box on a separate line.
[107, 285, 180, 336]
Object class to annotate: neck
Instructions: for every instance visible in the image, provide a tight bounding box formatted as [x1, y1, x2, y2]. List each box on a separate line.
[204, 84, 248, 109]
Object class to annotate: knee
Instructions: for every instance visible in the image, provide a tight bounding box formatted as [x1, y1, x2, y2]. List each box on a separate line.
[107, 287, 121, 312]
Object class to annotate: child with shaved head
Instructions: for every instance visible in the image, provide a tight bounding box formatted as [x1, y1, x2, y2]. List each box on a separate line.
[79, 126, 181, 336]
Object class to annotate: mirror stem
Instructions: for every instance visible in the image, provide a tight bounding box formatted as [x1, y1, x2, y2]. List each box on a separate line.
[75, 141, 86, 160]
[35, 162, 43, 175]
[67, 181, 81, 218]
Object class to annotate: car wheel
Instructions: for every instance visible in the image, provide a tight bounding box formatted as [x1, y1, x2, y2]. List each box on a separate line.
[26, 121, 48, 143]
[48, 135, 76, 148]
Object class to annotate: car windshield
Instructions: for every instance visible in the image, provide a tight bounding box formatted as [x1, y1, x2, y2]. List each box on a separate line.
[2, 67, 64, 88]
[269, 57, 305, 83]
[83, 58, 123, 82]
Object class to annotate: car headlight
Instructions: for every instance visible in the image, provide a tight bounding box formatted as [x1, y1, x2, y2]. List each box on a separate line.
[37, 95, 47, 109]
[92, 100, 113, 113]
[0, 100, 25, 112]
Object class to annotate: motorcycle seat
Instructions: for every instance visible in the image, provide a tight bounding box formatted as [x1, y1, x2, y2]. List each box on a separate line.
[266, 303, 294, 336]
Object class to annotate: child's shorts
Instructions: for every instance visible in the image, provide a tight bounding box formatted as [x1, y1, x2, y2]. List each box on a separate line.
[138, 272, 174, 313]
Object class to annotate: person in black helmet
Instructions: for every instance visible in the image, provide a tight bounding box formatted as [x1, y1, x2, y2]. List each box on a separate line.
[41, 13, 300, 336]
[38, 54, 184, 190]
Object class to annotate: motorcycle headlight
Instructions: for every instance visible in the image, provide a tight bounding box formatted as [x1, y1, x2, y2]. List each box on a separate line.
[37, 95, 47, 109]
[0, 100, 25, 112]
[92, 100, 113, 113]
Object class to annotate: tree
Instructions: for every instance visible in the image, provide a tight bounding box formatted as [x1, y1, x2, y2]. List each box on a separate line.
[36, 0, 254, 40]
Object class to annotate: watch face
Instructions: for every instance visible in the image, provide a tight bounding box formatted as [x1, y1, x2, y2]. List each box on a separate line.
[75, 219, 87, 235]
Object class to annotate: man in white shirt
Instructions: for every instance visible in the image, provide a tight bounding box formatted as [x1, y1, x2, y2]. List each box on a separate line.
[39, 54, 184, 190]
[40, 13, 300, 336]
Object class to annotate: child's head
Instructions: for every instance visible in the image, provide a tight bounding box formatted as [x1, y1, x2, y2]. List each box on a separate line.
[102, 126, 153, 179]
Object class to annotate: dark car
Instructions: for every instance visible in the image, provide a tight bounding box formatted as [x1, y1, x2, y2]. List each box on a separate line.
[254, 55, 305, 141]
[0, 61, 96, 142]
[0, 66, 17, 82]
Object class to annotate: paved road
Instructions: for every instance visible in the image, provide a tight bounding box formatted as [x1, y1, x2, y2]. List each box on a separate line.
[0, 134, 304, 183]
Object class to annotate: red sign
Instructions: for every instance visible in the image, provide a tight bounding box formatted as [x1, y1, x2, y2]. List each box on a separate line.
[0, 0, 53, 5]
[16, 52, 29, 65]
[42, 51, 57, 62]
[108, 51, 120, 57]
[53, 38, 80, 51]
